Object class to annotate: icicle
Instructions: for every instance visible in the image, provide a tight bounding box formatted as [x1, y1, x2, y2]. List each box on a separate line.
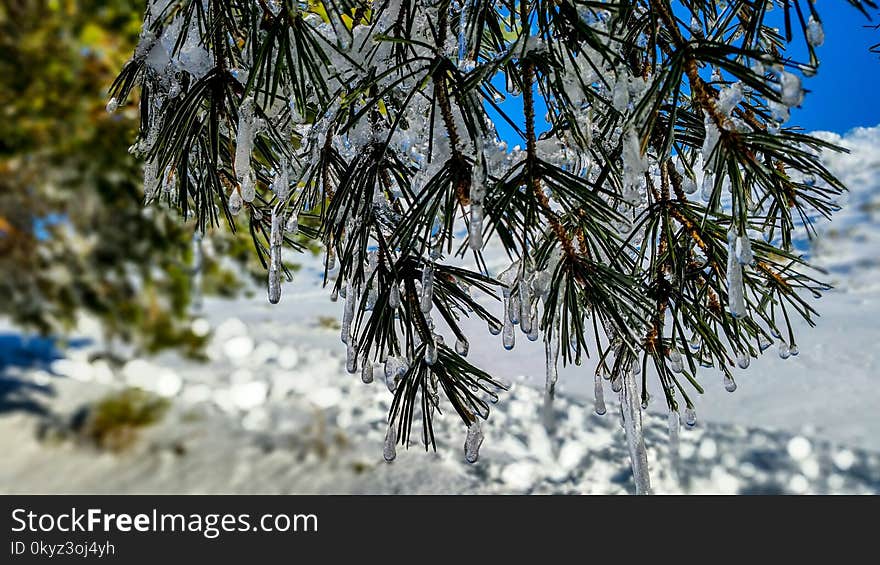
[594, 372, 607, 416]
[389, 283, 401, 309]
[144, 157, 160, 199]
[736, 234, 754, 265]
[611, 374, 623, 393]
[717, 82, 743, 116]
[621, 125, 648, 201]
[682, 174, 699, 195]
[190, 232, 203, 312]
[425, 338, 438, 365]
[702, 112, 721, 168]
[267, 205, 283, 304]
[228, 188, 243, 215]
[669, 347, 684, 373]
[235, 97, 257, 187]
[502, 312, 515, 350]
[383, 423, 397, 462]
[620, 370, 652, 494]
[507, 288, 520, 325]
[668, 409, 680, 481]
[701, 171, 715, 201]
[526, 308, 539, 341]
[737, 351, 751, 369]
[518, 277, 532, 334]
[426, 372, 440, 408]
[723, 374, 737, 392]
[341, 281, 355, 343]
[542, 333, 560, 431]
[346, 340, 358, 374]
[272, 160, 290, 201]
[420, 263, 434, 313]
[806, 16, 825, 47]
[455, 337, 469, 357]
[384, 357, 399, 393]
[779, 70, 804, 107]
[464, 420, 484, 464]
[361, 361, 373, 384]
[727, 229, 746, 318]
[612, 71, 630, 112]
[240, 174, 256, 203]
[684, 406, 697, 428]
[285, 209, 299, 235]
[469, 203, 484, 251]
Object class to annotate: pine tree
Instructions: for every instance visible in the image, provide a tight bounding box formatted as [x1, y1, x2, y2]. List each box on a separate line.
[112, 0, 876, 493]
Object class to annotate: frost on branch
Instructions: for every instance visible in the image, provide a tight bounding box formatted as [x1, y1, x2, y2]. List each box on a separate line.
[112, 0, 854, 492]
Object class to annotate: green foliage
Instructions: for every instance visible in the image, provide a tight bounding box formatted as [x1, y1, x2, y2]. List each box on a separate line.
[77, 387, 170, 452]
[0, 0, 249, 354]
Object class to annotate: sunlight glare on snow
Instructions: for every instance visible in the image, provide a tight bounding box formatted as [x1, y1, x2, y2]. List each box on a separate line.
[787, 436, 812, 461]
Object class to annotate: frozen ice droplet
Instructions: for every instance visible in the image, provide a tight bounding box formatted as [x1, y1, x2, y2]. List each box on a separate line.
[488, 321, 502, 336]
[806, 16, 825, 47]
[383, 357, 401, 393]
[228, 189, 243, 215]
[424, 340, 438, 365]
[669, 347, 684, 374]
[723, 374, 737, 393]
[383, 423, 397, 462]
[779, 71, 804, 107]
[361, 361, 373, 384]
[464, 420, 484, 464]
[778, 342, 791, 360]
[789, 344, 799, 356]
[737, 352, 751, 369]
[594, 372, 606, 416]
[267, 206, 283, 304]
[455, 337, 469, 357]
[684, 407, 697, 428]
[611, 374, 622, 393]
[106, 97, 119, 113]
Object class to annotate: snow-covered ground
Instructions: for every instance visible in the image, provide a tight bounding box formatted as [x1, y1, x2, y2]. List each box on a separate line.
[1, 126, 879, 494]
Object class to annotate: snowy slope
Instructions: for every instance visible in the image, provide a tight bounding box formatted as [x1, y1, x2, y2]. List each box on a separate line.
[1, 126, 879, 494]
[1, 298, 877, 495]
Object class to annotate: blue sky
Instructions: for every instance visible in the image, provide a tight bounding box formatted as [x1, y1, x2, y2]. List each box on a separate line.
[489, 6, 879, 144]
[785, 6, 879, 133]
